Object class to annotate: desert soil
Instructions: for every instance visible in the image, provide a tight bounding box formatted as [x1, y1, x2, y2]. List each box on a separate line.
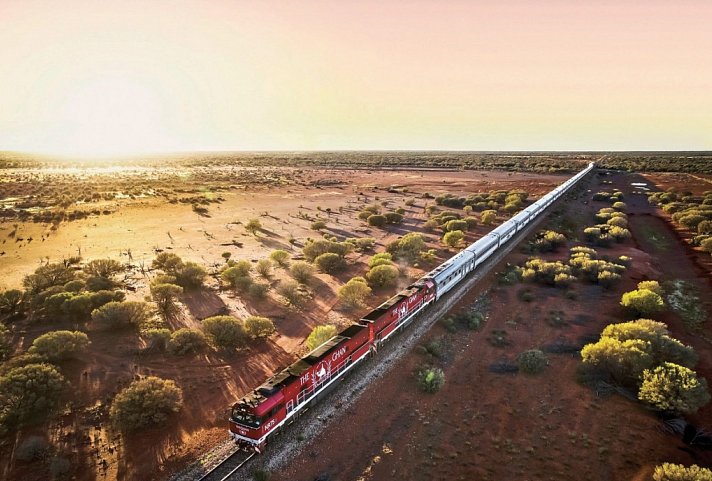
[0, 165, 565, 481]
[267, 170, 712, 481]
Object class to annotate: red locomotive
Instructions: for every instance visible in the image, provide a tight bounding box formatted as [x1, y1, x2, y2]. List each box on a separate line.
[229, 279, 435, 451]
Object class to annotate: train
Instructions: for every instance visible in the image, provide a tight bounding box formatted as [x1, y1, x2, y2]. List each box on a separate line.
[228, 162, 595, 452]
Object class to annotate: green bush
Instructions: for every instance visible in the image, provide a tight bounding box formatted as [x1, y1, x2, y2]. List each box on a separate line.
[302, 239, 352, 261]
[314, 253, 345, 274]
[270, 250, 290, 267]
[143, 328, 171, 351]
[517, 349, 548, 374]
[0, 289, 24, 315]
[174, 262, 207, 288]
[244, 316, 276, 339]
[337, 277, 372, 309]
[91, 301, 153, 329]
[306, 325, 337, 351]
[29, 331, 89, 361]
[621, 288, 665, 317]
[290, 261, 315, 284]
[367, 214, 387, 227]
[384, 212, 404, 224]
[245, 218, 262, 235]
[368, 252, 393, 268]
[638, 362, 710, 414]
[480, 210, 497, 225]
[0, 364, 66, 436]
[255, 259, 273, 278]
[203, 316, 248, 349]
[445, 219, 468, 232]
[653, 463, 712, 481]
[85, 276, 114, 292]
[366, 264, 399, 288]
[248, 282, 269, 298]
[387, 233, 426, 262]
[150, 283, 183, 313]
[0, 324, 12, 360]
[84, 258, 124, 279]
[22, 263, 75, 295]
[168, 328, 207, 355]
[110, 376, 183, 430]
[638, 280, 664, 296]
[417, 367, 445, 393]
[278, 279, 309, 307]
[311, 220, 327, 231]
[442, 230, 464, 248]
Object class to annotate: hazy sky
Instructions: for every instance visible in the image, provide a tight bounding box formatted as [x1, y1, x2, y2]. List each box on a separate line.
[1, 0, 710, 155]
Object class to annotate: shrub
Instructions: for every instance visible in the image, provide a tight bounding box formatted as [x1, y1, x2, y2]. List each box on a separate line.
[84, 258, 124, 279]
[390, 233, 426, 262]
[62, 293, 94, 320]
[227, 260, 253, 276]
[0, 289, 24, 315]
[174, 262, 207, 288]
[581, 337, 654, 385]
[621, 289, 665, 317]
[612, 201, 627, 211]
[248, 282, 269, 298]
[278, 279, 309, 307]
[85, 276, 115, 292]
[311, 220, 327, 231]
[203, 316, 248, 349]
[445, 219, 468, 232]
[244, 316, 276, 339]
[0, 364, 66, 435]
[306, 325, 337, 351]
[638, 280, 664, 296]
[384, 212, 404, 224]
[417, 367, 445, 393]
[168, 328, 207, 355]
[110, 376, 183, 430]
[653, 463, 712, 481]
[245, 218, 262, 235]
[702, 237, 712, 255]
[368, 252, 393, 268]
[366, 264, 399, 288]
[270, 250, 290, 267]
[517, 349, 548, 374]
[337, 277, 372, 308]
[367, 214, 387, 227]
[314, 253, 345, 274]
[0, 324, 11, 360]
[22, 263, 75, 294]
[150, 283, 183, 313]
[29, 331, 89, 361]
[290, 261, 315, 284]
[152, 252, 184, 274]
[143, 328, 171, 351]
[255, 259, 273, 278]
[638, 362, 710, 414]
[443, 230, 465, 248]
[302, 239, 352, 261]
[481, 210, 497, 225]
[91, 301, 152, 329]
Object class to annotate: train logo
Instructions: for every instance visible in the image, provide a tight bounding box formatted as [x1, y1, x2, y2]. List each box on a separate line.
[397, 302, 408, 320]
[312, 361, 332, 385]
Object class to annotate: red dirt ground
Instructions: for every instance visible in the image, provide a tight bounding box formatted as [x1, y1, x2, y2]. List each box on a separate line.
[0, 167, 566, 481]
[270, 171, 712, 481]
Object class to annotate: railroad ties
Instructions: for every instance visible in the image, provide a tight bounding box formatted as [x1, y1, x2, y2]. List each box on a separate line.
[197, 450, 256, 481]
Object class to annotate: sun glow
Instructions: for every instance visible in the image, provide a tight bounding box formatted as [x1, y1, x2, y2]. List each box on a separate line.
[52, 74, 176, 156]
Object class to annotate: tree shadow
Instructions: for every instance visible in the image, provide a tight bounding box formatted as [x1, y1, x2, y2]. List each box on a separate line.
[182, 288, 229, 320]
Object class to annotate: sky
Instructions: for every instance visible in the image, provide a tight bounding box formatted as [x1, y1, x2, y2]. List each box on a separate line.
[0, 0, 710, 155]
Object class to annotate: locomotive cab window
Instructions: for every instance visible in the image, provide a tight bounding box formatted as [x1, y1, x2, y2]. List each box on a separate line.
[231, 406, 262, 428]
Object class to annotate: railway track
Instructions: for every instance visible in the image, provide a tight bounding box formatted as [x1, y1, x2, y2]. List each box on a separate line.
[196, 450, 255, 481]
[182, 166, 596, 481]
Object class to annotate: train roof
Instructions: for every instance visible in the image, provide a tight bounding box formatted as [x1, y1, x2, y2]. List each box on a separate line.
[361, 282, 428, 321]
[237, 335, 351, 409]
